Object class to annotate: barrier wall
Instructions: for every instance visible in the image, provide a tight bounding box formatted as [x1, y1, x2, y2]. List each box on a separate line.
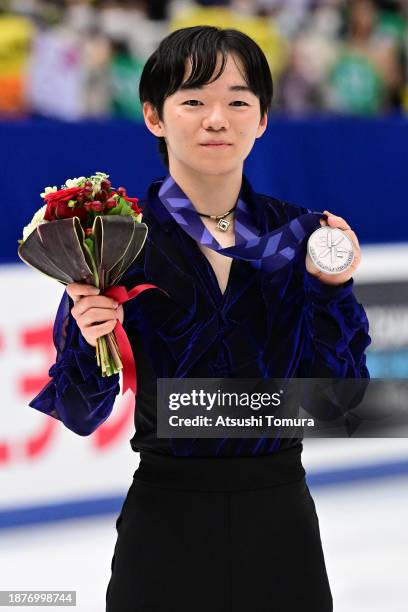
[1, 115, 408, 267]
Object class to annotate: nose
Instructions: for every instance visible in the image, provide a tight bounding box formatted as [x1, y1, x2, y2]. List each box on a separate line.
[202, 104, 230, 131]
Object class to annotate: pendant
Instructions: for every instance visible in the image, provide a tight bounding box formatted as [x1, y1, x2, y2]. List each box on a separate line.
[217, 218, 230, 232]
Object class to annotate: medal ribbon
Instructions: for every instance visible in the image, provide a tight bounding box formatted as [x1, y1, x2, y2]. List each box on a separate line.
[101, 176, 325, 401]
[158, 175, 327, 273]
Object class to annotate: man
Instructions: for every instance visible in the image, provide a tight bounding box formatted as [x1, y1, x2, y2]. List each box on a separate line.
[31, 26, 370, 612]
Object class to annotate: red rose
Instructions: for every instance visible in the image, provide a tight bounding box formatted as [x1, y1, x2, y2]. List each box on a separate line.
[59, 201, 88, 222]
[43, 187, 88, 223]
[106, 197, 116, 209]
[43, 200, 57, 222]
[44, 187, 84, 204]
[125, 197, 142, 215]
[91, 201, 103, 212]
[131, 202, 142, 215]
[110, 191, 142, 215]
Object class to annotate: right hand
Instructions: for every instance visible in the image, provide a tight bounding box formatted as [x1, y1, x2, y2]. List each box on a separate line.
[66, 282, 124, 347]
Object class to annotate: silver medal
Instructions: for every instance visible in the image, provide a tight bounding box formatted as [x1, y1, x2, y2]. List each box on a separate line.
[307, 226, 354, 275]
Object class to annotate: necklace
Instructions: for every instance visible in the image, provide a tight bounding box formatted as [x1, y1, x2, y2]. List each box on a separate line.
[196, 203, 237, 232]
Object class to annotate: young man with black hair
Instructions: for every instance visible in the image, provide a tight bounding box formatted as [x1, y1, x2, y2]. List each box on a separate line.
[31, 26, 370, 611]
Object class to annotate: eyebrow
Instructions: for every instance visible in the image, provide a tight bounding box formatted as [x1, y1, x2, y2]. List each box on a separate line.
[178, 84, 252, 92]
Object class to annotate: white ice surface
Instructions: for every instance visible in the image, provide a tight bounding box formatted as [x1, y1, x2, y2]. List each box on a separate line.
[0, 476, 407, 612]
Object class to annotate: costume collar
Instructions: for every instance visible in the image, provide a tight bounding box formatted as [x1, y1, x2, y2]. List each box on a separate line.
[143, 173, 270, 235]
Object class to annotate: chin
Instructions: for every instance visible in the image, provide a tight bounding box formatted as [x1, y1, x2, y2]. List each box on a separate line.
[173, 154, 241, 177]
[195, 159, 241, 176]
[199, 168, 237, 178]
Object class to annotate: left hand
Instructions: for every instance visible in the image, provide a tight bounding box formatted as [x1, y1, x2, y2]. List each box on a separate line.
[306, 210, 361, 286]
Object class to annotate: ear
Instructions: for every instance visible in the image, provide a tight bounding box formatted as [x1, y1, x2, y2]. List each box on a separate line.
[256, 112, 268, 139]
[143, 102, 166, 138]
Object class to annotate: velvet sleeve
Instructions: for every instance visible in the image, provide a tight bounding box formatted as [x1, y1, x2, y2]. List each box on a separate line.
[28, 262, 146, 436]
[301, 272, 371, 378]
[279, 199, 371, 379]
[28, 288, 121, 436]
[298, 271, 372, 422]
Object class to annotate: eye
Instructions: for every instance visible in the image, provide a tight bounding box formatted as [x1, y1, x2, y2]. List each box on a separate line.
[182, 100, 250, 107]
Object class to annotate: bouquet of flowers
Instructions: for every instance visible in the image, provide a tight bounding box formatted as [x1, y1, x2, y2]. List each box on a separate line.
[18, 171, 149, 380]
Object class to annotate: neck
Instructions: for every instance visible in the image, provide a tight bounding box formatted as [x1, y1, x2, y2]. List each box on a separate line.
[168, 162, 243, 216]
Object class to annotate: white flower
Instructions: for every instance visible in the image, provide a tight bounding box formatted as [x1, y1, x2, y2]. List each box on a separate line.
[40, 186, 57, 199]
[65, 176, 86, 189]
[22, 204, 48, 241]
[89, 171, 110, 196]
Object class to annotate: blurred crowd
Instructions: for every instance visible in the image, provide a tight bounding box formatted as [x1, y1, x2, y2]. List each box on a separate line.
[0, 0, 407, 120]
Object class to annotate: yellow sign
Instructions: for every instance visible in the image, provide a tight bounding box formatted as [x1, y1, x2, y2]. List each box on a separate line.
[0, 15, 34, 113]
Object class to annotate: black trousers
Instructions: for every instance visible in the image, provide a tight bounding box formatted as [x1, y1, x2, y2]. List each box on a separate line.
[106, 445, 333, 612]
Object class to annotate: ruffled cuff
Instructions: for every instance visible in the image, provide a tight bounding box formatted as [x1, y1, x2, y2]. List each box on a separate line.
[29, 289, 120, 435]
[29, 357, 120, 435]
[304, 272, 354, 302]
[300, 271, 371, 419]
[301, 270, 371, 379]
[29, 340, 120, 435]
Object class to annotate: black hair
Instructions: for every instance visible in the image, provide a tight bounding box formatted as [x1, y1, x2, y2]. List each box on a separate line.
[139, 25, 274, 169]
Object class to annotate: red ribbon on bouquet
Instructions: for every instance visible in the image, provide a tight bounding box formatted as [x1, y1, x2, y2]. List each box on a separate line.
[103, 284, 168, 398]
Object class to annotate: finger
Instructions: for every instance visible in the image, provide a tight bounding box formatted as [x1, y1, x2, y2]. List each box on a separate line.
[319, 210, 333, 227]
[77, 307, 119, 327]
[67, 289, 99, 306]
[85, 320, 118, 342]
[66, 283, 100, 303]
[71, 296, 118, 319]
[66, 282, 99, 296]
[321, 211, 357, 240]
[116, 304, 124, 325]
[322, 210, 351, 231]
[342, 228, 360, 250]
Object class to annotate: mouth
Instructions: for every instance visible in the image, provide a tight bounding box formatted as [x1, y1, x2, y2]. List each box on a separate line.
[200, 143, 232, 148]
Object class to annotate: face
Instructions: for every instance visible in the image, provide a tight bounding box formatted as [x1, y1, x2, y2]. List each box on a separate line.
[143, 52, 268, 177]
[350, 0, 376, 36]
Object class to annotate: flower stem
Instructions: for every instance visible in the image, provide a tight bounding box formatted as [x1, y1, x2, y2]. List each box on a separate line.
[96, 338, 100, 367]
[106, 331, 123, 371]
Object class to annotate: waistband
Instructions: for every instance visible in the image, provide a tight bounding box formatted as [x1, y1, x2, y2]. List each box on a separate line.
[134, 444, 305, 492]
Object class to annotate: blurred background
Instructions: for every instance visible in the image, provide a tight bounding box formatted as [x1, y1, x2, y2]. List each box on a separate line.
[1, 0, 408, 120]
[1, 1, 408, 611]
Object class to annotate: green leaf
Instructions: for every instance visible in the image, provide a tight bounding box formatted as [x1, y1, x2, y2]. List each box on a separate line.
[85, 236, 96, 260]
[118, 198, 134, 216]
[106, 204, 122, 216]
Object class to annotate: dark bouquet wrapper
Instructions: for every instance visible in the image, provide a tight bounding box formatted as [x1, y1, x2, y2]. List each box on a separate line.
[17, 172, 161, 385]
